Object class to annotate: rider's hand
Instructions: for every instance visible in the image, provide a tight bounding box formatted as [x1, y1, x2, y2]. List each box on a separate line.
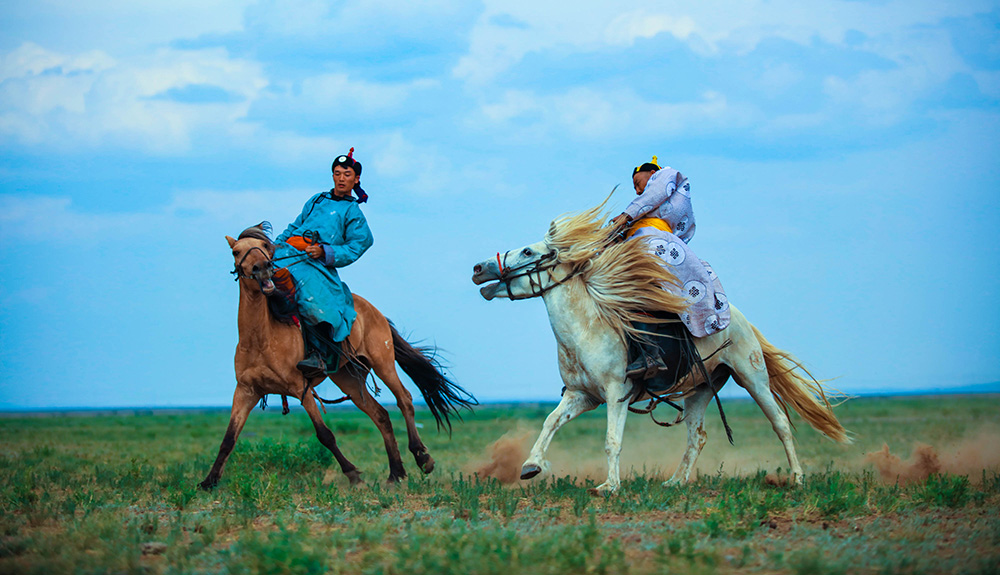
[609, 213, 631, 229]
[306, 244, 325, 259]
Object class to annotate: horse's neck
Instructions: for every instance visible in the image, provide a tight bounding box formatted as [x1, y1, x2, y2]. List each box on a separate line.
[236, 282, 278, 347]
[541, 279, 606, 348]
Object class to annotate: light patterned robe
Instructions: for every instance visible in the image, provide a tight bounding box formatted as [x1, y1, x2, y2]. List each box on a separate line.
[624, 167, 730, 338]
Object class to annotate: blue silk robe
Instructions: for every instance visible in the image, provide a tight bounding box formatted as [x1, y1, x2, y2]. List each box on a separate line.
[274, 192, 373, 342]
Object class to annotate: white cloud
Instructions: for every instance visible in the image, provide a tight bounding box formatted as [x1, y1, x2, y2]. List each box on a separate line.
[822, 29, 969, 125]
[242, 0, 472, 44]
[0, 190, 309, 244]
[0, 42, 114, 83]
[605, 10, 697, 47]
[295, 74, 436, 116]
[4, 0, 251, 53]
[454, 0, 996, 84]
[0, 36, 437, 158]
[0, 43, 267, 153]
[472, 86, 742, 140]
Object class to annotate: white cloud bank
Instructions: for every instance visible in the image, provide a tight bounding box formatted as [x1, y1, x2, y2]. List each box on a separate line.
[0, 43, 266, 153]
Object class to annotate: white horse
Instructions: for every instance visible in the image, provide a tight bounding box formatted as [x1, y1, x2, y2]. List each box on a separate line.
[471, 202, 850, 495]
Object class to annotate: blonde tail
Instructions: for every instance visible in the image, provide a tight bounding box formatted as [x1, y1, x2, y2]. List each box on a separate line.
[750, 323, 851, 444]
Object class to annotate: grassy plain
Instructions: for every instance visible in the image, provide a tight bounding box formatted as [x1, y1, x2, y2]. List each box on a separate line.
[1, 394, 998, 574]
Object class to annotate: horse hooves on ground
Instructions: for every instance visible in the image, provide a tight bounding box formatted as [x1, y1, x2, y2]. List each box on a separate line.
[418, 454, 435, 474]
[345, 470, 364, 486]
[587, 487, 616, 498]
[520, 463, 542, 480]
[197, 479, 217, 491]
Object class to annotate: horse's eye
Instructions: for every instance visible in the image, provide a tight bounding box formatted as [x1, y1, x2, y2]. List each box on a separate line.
[522, 248, 533, 257]
[232, 250, 239, 257]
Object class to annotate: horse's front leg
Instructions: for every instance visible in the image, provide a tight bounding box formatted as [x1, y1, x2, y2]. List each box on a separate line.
[521, 389, 597, 480]
[199, 385, 260, 490]
[589, 378, 631, 496]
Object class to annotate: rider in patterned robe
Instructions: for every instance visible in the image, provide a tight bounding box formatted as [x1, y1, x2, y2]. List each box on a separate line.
[610, 156, 730, 379]
[274, 149, 373, 378]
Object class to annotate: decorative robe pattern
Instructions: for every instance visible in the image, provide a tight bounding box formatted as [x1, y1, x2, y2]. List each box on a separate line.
[275, 192, 373, 342]
[624, 168, 730, 338]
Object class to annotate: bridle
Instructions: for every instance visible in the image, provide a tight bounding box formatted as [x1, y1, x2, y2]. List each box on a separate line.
[231, 242, 310, 291]
[495, 247, 577, 300]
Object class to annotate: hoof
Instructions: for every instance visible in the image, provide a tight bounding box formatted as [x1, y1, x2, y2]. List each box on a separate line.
[420, 457, 435, 474]
[416, 452, 435, 475]
[587, 483, 618, 497]
[198, 478, 217, 491]
[346, 470, 364, 486]
[520, 463, 542, 480]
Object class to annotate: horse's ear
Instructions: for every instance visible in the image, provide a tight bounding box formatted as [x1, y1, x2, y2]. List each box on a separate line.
[226, 236, 237, 248]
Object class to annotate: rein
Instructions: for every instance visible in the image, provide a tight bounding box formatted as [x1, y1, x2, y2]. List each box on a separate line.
[495, 249, 577, 300]
[231, 244, 311, 289]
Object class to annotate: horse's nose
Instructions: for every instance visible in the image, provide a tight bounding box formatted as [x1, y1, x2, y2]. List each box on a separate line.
[473, 263, 483, 275]
[251, 264, 260, 273]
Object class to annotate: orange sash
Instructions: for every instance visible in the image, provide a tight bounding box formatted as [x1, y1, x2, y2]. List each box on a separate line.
[626, 217, 672, 240]
[285, 236, 311, 251]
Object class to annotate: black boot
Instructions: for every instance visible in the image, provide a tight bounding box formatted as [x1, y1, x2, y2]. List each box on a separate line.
[625, 351, 668, 380]
[297, 351, 327, 379]
[625, 323, 669, 380]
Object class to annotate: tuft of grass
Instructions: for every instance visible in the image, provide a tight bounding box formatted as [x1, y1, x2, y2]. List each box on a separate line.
[224, 521, 329, 575]
[918, 473, 971, 509]
[808, 472, 866, 519]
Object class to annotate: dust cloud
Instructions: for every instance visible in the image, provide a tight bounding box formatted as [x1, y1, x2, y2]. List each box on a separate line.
[474, 430, 532, 484]
[472, 422, 1000, 487]
[864, 427, 1000, 484]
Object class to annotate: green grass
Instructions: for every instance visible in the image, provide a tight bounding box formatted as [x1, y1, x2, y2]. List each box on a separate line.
[0, 395, 998, 574]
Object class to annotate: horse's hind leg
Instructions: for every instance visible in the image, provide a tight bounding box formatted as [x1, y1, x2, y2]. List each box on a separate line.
[301, 391, 363, 486]
[371, 362, 435, 474]
[733, 357, 804, 483]
[199, 385, 260, 490]
[331, 370, 408, 484]
[665, 383, 715, 486]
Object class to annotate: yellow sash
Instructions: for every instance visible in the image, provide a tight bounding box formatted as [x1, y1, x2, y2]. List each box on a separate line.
[626, 217, 672, 239]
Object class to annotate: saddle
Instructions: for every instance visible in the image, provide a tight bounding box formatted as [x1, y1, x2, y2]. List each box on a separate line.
[266, 268, 343, 375]
[626, 312, 705, 398]
[626, 312, 735, 442]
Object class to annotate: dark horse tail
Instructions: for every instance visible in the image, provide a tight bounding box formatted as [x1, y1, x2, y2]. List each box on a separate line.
[389, 322, 478, 433]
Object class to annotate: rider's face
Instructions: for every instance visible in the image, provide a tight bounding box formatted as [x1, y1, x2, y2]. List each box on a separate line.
[332, 166, 359, 196]
[632, 170, 654, 195]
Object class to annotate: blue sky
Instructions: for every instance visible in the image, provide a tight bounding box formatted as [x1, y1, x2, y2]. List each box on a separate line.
[1, 0, 998, 409]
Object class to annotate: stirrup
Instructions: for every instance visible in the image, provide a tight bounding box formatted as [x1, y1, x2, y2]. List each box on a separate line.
[296, 352, 327, 379]
[626, 355, 668, 380]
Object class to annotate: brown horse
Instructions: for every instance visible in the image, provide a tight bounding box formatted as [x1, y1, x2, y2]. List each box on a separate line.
[199, 223, 476, 489]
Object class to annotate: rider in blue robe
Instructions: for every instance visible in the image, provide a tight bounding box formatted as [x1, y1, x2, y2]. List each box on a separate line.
[274, 149, 373, 377]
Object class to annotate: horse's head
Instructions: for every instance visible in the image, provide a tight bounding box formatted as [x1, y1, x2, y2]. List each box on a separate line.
[227, 222, 277, 294]
[472, 202, 621, 301]
[472, 240, 560, 300]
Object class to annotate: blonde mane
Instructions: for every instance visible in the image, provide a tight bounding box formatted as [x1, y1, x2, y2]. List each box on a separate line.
[544, 199, 689, 341]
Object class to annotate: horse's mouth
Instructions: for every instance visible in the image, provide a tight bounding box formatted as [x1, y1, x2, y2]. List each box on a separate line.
[260, 278, 276, 294]
[479, 282, 502, 300]
[473, 259, 503, 300]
